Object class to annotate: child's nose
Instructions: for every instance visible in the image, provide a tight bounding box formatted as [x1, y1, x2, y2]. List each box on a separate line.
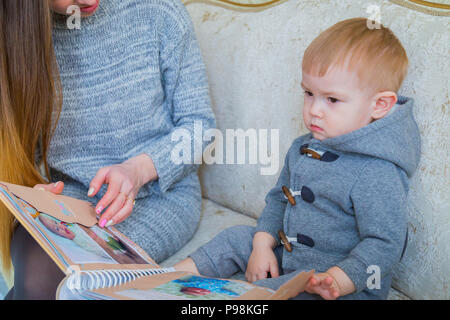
[309, 101, 324, 118]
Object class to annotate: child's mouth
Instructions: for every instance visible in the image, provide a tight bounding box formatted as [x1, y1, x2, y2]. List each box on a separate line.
[310, 124, 323, 132]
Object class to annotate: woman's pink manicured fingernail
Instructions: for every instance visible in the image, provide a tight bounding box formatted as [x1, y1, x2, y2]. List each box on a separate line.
[99, 219, 106, 228]
[96, 206, 103, 214]
[105, 220, 114, 228]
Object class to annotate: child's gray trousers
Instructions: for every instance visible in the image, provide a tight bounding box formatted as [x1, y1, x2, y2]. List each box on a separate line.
[189, 225, 379, 300]
[189, 225, 322, 300]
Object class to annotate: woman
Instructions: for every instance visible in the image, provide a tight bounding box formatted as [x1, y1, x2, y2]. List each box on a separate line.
[1, 0, 215, 299]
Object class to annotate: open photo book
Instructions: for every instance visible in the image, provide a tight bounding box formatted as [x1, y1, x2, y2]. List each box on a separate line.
[0, 181, 313, 300]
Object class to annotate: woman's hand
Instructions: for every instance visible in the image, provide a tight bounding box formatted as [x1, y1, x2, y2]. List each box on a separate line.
[88, 154, 157, 228]
[245, 232, 279, 282]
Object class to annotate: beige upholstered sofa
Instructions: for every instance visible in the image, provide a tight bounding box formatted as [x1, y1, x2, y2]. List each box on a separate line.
[161, 0, 450, 300]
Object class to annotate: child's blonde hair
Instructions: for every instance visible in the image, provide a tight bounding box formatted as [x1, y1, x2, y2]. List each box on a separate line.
[302, 17, 408, 93]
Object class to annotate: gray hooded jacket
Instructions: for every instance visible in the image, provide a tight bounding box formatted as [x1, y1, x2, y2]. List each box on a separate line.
[256, 95, 421, 299]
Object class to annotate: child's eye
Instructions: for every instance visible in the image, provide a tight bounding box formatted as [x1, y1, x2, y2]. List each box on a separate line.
[328, 97, 339, 103]
[304, 90, 313, 97]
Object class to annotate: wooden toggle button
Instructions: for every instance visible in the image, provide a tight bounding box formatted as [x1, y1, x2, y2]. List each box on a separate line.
[300, 144, 339, 162]
[282, 185, 296, 206]
[278, 230, 293, 252]
[300, 146, 321, 160]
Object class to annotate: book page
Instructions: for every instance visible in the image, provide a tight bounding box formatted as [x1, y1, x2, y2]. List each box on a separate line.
[0, 182, 154, 271]
[116, 275, 262, 300]
[88, 272, 275, 300]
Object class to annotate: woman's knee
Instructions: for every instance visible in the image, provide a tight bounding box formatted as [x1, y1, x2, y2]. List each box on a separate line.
[3, 287, 14, 300]
[10, 225, 65, 299]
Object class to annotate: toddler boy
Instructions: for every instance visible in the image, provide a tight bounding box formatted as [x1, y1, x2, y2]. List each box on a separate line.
[175, 17, 421, 300]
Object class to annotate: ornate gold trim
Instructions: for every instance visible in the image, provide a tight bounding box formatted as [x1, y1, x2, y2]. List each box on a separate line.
[183, 0, 449, 16]
[182, 0, 288, 12]
[390, 0, 450, 15]
[407, 0, 450, 9]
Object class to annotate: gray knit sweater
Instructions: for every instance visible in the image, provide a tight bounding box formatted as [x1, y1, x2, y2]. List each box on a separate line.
[256, 96, 421, 299]
[48, 0, 215, 262]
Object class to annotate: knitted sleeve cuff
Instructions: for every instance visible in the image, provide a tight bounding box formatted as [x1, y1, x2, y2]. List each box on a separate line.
[142, 133, 195, 194]
[253, 226, 281, 247]
[335, 254, 370, 294]
[255, 207, 285, 246]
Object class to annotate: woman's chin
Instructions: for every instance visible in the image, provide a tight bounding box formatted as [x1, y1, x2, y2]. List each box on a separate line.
[80, 12, 97, 18]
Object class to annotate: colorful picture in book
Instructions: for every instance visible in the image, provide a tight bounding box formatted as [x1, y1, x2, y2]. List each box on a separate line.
[151, 275, 255, 300]
[37, 212, 148, 265]
[36, 213, 117, 264]
[6, 187, 149, 265]
[78, 224, 148, 264]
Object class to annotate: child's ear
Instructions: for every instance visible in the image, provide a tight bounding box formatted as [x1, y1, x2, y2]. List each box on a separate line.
[371, 91, 397, 120]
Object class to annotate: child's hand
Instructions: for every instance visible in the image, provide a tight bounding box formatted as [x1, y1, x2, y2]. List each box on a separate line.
[246, 246, 279, 282]
[88, 154, 157, 228]
[305, 272, 340, 300]
[245, 232, 279, 282]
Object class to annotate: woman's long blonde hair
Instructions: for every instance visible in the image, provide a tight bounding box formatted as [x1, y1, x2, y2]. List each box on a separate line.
[0, 0, 62, 283]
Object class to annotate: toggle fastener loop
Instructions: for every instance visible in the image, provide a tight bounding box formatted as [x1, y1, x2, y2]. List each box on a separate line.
[300, 144, 339, 162]
[300, 144, 321, 159]
[278, 230, 316, 251]
[282, 185, 314, 204]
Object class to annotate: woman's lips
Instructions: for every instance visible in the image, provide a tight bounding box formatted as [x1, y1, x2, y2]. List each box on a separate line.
[80, 0, 99, 13]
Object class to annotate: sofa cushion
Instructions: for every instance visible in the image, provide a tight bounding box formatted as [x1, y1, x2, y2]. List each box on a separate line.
[185, 0, 449, 300]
